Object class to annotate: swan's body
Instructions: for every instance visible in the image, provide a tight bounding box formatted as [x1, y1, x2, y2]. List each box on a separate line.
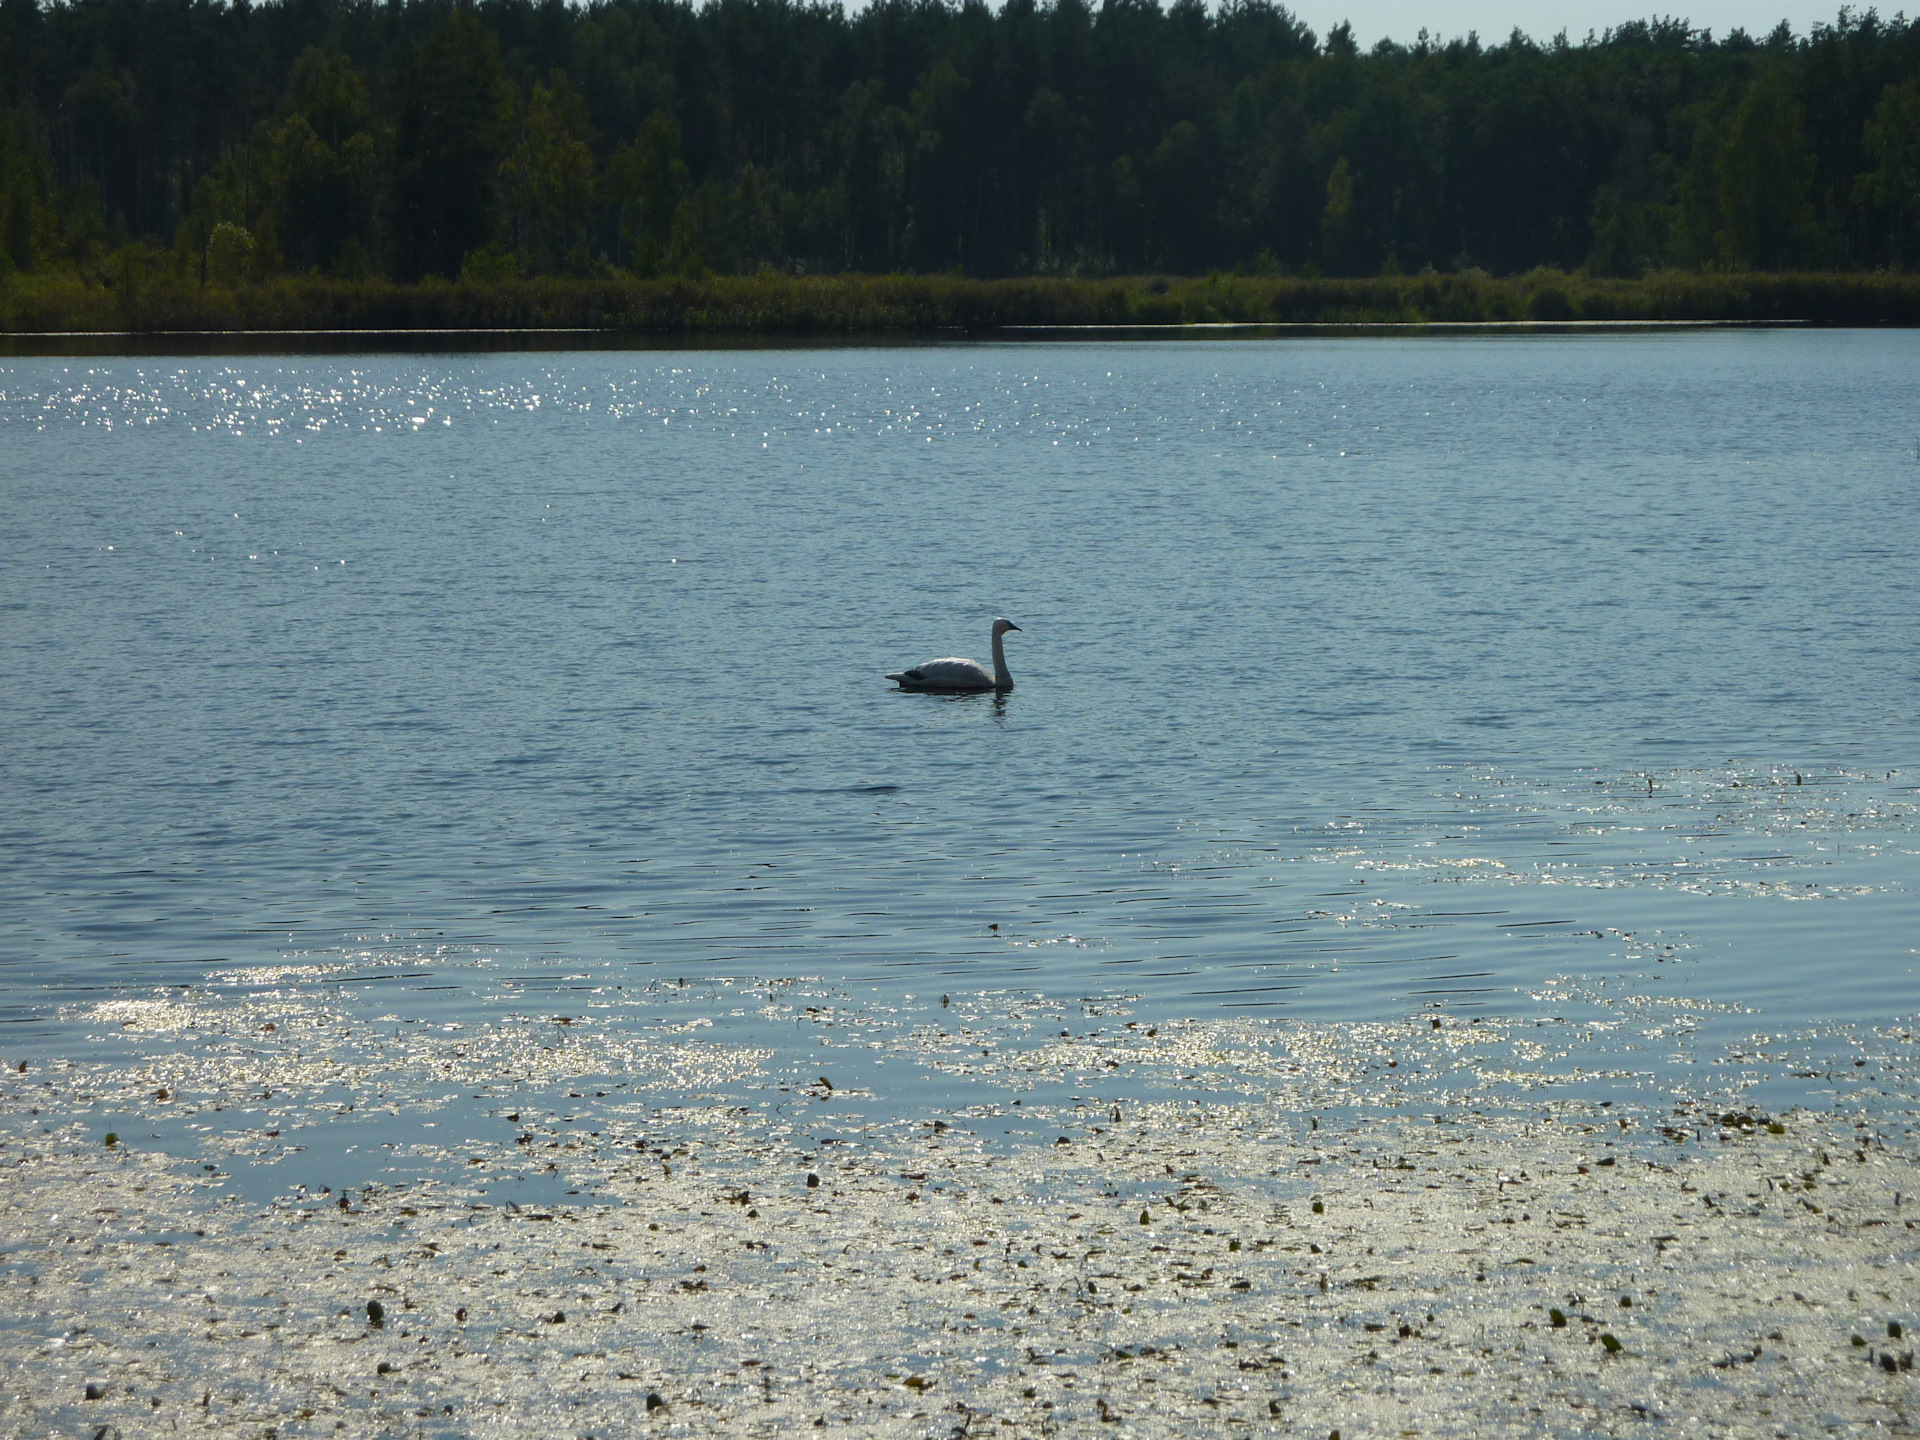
[887, 618, 1021, 691]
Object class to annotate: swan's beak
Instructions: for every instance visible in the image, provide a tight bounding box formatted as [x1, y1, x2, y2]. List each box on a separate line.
[1007, 623, 1022, 632]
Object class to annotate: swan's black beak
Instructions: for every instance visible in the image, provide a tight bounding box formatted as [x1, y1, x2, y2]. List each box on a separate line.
[1007, 623, 1021, 631]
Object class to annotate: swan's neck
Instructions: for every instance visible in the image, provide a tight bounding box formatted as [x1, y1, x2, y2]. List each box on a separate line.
[991, 631, 1013, 689]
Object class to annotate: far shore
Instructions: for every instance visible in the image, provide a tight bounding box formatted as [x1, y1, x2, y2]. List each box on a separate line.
[3, 270, 1918, 349]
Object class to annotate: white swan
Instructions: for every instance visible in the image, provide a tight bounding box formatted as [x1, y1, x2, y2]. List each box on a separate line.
[886, 618, 1021, 691]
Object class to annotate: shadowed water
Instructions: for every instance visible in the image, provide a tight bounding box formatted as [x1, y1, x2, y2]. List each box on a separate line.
[2, 334, 1914, 1126]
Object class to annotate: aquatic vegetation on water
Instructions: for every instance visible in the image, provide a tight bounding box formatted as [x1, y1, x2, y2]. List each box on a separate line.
[2, 1009, 1915, 1437]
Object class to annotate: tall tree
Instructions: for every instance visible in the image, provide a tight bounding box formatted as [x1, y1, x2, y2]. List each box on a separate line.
[1715, 70, 1819, 269]
[1859, 80, 1920, 267]
[393, 10, 511, 280]
[500, 72, 597, 274]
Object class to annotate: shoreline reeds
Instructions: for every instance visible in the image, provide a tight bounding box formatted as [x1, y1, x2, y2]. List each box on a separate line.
[6, 269, 1920, 343]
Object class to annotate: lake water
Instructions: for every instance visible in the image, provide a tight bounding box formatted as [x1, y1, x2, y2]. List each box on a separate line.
[3, 332, 1915, 1142]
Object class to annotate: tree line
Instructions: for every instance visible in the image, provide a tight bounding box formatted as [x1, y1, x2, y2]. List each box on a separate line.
[3, 0, 1919, 291]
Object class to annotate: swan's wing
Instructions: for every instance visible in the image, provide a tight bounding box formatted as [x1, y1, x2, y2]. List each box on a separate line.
[887, 657, 992, 688]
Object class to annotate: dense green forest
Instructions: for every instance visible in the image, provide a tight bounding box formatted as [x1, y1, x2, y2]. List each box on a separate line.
[2, 0, 1919, 298]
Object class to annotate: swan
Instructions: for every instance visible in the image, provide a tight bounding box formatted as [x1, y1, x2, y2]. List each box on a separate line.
[886, 618, 1022, 691]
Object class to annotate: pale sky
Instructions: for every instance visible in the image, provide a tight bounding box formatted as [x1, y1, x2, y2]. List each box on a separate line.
[1316, 0, 1839, 48]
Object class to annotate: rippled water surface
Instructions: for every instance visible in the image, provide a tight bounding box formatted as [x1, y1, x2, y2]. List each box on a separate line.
[3, 333, 1915, 1104]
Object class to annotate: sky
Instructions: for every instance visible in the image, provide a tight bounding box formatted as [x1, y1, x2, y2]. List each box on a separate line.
[1309, 0, 1845, 47]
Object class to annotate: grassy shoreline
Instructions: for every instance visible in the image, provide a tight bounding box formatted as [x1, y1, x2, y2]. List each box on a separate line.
[6, 268, 1920, 341]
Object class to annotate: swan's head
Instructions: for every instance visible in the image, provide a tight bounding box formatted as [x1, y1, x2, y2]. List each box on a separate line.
[992, 617, 1022, 637]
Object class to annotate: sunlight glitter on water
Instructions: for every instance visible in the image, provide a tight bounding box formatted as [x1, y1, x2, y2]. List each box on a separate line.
[1, 333, 1915, 1132]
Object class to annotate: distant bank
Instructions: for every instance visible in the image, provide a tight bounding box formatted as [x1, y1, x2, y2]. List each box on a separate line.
[6, 270, 1920, 342]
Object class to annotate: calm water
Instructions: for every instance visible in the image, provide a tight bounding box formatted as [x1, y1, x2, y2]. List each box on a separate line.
[3, 332, 1915, 1082]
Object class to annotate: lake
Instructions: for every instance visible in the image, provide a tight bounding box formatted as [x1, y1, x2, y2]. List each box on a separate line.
[3, 331, 1915, 1138]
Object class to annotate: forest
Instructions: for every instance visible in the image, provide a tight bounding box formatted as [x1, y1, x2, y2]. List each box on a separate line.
[2, 0, 1919, 309]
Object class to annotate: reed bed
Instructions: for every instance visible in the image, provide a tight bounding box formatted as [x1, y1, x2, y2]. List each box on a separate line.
[7, 268, 1920, 338]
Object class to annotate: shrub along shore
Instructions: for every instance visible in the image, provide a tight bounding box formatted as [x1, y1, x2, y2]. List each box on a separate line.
[6, 268, 1920, 339]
